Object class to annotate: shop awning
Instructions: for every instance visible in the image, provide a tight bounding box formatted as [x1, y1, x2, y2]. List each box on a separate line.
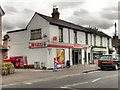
[92, 47, 106, 52]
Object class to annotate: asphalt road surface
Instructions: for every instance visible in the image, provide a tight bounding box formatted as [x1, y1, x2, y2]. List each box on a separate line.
[2, 69, 120, 89]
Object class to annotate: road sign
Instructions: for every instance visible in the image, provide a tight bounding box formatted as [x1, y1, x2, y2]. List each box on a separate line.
[53, 58, 57, 72]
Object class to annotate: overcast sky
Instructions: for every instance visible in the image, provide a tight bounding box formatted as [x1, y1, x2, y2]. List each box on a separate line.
[0, 0, 119, 38]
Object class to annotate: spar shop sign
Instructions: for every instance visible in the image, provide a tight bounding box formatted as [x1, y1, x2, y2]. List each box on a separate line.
[29, 42, 47, 48]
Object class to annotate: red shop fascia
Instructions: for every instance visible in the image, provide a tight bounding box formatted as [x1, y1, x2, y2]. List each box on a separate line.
[28, 42, 88, 49]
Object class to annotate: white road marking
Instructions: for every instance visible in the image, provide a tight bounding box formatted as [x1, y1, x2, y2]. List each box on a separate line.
[24, 83, 32, 85]
[71, 82, 89, 86]
[60, 86, 69, 88]
[57, 71, 101, 79]
[92, 78, 101, 82]
[60, 74, 119, 88]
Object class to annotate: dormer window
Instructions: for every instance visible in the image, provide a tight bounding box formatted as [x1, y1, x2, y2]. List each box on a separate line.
[30, 29, 42, 40]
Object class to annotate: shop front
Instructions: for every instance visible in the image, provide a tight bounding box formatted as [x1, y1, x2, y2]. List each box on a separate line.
[92, 47, 107, 64]
[29, 41, 88, 69]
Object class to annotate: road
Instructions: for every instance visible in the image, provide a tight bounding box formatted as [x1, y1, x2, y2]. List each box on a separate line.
[2, 69, 120, 89]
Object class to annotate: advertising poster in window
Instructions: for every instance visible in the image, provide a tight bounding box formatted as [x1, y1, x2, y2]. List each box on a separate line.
[57, 49, 65, 65]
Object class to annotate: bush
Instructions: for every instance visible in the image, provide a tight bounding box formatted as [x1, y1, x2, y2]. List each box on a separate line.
[2, 66, 8, 69]
[2, 62, 14, 68]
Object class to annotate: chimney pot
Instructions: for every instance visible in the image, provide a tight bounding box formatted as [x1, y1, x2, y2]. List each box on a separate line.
[51, 8, 60, 20]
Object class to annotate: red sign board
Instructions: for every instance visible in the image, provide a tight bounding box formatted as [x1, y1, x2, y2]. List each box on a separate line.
[53, 37, 57, 41]
[83, 47, 88, 49]
[29, 42, 45, 48]
[73, 44, 81, 48]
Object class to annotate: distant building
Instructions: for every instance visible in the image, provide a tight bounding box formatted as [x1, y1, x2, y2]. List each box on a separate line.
[7, 8, 113, 69]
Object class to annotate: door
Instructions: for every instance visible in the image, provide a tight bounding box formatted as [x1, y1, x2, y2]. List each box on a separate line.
[74, 51, 79, 64]
[88, 53, 90, 64]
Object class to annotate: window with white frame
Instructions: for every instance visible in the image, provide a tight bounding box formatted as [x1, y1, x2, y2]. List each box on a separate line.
[86, 33, 88, 44]
[94, 35, 96, 46]
[100, 36, 102, 46]
[107, 38, 109, 48]
[59, 27, 63, 42]
[30, 29, 42, 40]
[74, 30, 77, 43]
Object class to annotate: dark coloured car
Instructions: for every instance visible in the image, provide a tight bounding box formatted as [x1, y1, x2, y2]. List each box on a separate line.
[98, 54, 120, 70]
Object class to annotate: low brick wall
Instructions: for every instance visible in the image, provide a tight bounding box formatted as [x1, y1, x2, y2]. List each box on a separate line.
[2, 68, 15, 76]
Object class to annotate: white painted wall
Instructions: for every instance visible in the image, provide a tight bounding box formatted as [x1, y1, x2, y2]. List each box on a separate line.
[49, 25, 59, 42]
[27, 14, 49, 42]
[8, 31, 29, 57]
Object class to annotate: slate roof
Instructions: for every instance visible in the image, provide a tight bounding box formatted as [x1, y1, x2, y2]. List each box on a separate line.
[36, 12, 111, 38]
[7, 12, 111, 38]
[36, 12, 88, 32]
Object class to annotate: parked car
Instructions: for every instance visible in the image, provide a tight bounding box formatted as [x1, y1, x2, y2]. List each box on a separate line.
[98, 54, 120, 70]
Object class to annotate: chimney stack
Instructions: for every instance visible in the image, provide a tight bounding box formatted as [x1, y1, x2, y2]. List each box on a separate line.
[51, 8, 60, 20]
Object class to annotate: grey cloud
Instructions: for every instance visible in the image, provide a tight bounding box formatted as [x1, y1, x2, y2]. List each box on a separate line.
[73, 9, 89, 16]
[3, 8, 34, 32]
[101, 11, 117, 20]
[3, 20, 15, 31]
[70, 9, 113, 29]
[22, 8, 34, 14]
[103, 6, 117, 11]
[54, 2, 85, 10]
[101, 7, 118, 20]
[3, 5, 18, 14]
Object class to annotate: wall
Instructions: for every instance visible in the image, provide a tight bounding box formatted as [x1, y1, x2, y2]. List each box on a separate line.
[27, 13, 49, 42]
[8, 13, 50, 67]
[49, 25, 59, 42]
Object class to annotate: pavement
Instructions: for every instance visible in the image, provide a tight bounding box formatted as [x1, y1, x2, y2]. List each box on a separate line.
[2, 64, 99, 86]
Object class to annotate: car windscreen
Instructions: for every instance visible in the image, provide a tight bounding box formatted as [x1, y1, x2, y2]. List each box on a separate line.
[99, 55, 112, 61]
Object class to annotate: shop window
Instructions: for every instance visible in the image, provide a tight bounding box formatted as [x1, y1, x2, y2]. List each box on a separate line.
[30, 29, 42, 40]
[74, 30, 77, 43]
[59, 27, 63, 42]
[57, 49, 65, 65]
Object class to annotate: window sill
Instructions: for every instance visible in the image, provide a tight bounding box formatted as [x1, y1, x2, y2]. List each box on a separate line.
[30, 38, 42, 40]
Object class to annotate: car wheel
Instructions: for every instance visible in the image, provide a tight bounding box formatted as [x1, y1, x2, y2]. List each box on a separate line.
[114, 64, 118, 70]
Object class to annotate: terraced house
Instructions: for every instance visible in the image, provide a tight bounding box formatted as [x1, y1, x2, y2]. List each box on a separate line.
[7, 8, 113, 69]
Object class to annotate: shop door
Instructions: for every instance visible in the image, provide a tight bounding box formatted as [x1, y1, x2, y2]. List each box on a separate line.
[79, 50, 82, 64]
[88, 53, 90, 64]
[74, 52, 79, 64]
